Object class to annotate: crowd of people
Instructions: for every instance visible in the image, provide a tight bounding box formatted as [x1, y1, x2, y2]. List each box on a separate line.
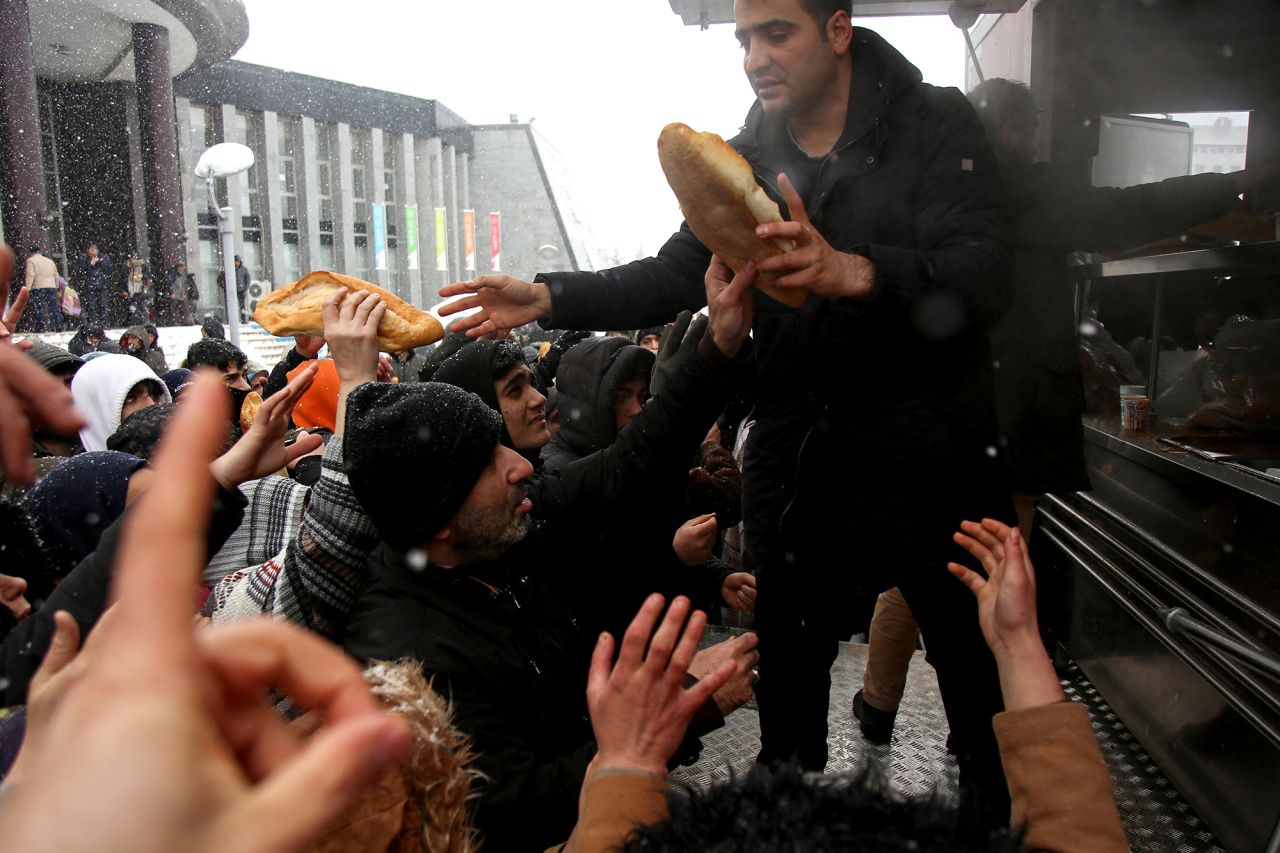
[16, 242, 205, 333]
[3, 0, 1267, 848]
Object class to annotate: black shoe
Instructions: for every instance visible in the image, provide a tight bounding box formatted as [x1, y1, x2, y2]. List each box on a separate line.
[852, 689, 897, 745]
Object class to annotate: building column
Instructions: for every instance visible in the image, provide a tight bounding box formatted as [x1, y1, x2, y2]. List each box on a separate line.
[444, 143, 460, 279]
[367, 127, 388, 288]
[415, 136, 441, 303]
[334, 123, 356, 272]
[132, 23, 184, 277]
[122, 90, 151, 261]
[175, 96, 200, 270]
[0, 0, 47, 257]
[261, 110, 284, 284]
[458, 150, 472, 276]
[397, 131, 421, 305]
[297, 117, 322, 274]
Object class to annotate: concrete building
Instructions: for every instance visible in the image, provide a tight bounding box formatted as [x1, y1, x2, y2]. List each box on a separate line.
[0, 0, 247, 286]
[2, 3, 587, 321]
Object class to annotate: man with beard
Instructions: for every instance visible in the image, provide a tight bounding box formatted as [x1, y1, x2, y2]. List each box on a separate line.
[436, 0, 1015, 821]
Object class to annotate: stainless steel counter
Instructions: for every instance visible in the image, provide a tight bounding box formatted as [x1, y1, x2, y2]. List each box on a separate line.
[1036, 418, 1280, 852]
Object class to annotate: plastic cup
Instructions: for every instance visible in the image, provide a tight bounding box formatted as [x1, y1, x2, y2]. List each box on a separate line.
[1120, 385, 1150, 431]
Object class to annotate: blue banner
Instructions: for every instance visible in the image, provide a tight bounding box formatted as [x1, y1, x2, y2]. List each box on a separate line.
[371, 203, 388, 271]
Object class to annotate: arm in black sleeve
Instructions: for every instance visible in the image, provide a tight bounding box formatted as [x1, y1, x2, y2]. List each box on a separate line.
[1017, 170, 1242, 253]
[856, 88, 1013, 329]
[531, 335, 752, 528]
[262, 346, 313, 400]
[0, 482, 247, 705]
[539, 225, 712, 331]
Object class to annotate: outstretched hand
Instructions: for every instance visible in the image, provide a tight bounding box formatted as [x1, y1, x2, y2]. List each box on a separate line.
[754, 173, 876, 301]
[0, 373, 412, 853]
[948, 519, 1064, 711]
[587, 594, 735, 777]
[210, 362, 323, 489]
[437, 274, 552, 338]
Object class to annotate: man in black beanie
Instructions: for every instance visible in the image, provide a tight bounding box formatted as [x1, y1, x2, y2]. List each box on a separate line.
[337, 260, 763, 852]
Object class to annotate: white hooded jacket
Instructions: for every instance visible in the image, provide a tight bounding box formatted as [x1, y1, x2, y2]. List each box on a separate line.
[70, 354, 172, 451]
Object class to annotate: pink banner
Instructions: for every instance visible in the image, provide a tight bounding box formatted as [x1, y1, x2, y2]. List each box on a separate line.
[489, 212, 501, 271]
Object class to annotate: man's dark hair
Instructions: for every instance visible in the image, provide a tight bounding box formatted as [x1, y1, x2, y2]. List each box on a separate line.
[28, 245, 42, 254]
[800, 0, 849, 32]
[625, 764, 1021, 852]
[490, 340, 526, 382]
[200, 316, 226, 340]
[184, 338, 247, 372]
[967, 78, 1037, 145]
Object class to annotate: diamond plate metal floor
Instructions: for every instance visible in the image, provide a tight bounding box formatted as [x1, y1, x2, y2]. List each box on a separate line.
[672, 634, 1225, 852]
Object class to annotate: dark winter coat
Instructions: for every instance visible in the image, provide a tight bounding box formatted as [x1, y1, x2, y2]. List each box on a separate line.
[76, 254, 114, 293]
[992, 164, 1243, 493]
[538, 28, 1013, 580]
[539, 337, 654, 473]
[390, 350, 426, 384]
[343, 336, 749, 852]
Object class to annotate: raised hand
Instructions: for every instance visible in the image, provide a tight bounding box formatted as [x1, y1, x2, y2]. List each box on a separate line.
[322, 287, 386, 386]
[754, 173, 876, 301]
[0, 373, 412, 853]
[650, 310, 706, 397]
[587, 594, 735, 777]
[0, 342, 86, 485]
[704, 254, 756, 357]
[0, 244, 29, 342]
[948, 519, 1064, 711]
[210, 362, 323, 489]
[437, 274, 552, 338]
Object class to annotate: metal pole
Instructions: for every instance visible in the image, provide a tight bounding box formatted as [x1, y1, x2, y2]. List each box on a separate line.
[219, 206, 241, 347]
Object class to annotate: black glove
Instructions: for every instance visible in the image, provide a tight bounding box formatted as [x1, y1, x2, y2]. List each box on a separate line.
[534, 329, 591, 387]
[650, 311, 706, 397]
[417, 331, 472, 382]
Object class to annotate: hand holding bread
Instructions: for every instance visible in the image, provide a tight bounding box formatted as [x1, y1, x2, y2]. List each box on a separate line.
[254, 270, 443, 351]
[658, 123, 805, 308]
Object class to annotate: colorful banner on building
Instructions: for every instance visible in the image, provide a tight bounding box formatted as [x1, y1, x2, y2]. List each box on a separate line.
[404, 205, 418, 270]
[463, 209, 476, 272]
[489, 212, 501, 272]
[371, 203, 388, 271]
[434, 207, 448, 272]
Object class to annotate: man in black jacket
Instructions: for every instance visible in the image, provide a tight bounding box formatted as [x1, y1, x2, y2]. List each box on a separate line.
[437, 0, 1014, 812]
[342, 264, 758, 851]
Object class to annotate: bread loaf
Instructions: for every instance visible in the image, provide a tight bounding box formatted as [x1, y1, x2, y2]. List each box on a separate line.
[658, 123, 805, 308]
[253, 271, 445, 351]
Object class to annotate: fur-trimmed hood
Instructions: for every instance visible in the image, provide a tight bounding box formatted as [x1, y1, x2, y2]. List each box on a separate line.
[312, 659, 482, 853]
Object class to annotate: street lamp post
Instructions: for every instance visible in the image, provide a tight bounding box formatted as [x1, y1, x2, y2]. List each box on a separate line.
[194, 143, 255, 348]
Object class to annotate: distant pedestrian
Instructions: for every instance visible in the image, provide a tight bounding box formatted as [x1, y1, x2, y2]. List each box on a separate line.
[76, 244, 113, 328]
[23, 247, 60, 332]
[123, 252, 151, 325]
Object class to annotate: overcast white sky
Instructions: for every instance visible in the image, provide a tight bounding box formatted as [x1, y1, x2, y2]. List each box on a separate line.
[234, 1, 967, 261]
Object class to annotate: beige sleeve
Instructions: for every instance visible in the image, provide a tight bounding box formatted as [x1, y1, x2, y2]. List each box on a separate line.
[994, 702, 1129, 853]
[556, 769, 669, 853]
[24, 258, 35, 290]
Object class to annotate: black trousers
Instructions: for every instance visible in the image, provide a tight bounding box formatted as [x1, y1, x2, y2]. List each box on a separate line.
[746, 427, 1014, 816]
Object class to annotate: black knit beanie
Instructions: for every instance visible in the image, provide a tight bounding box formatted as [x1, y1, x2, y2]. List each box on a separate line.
[343, 381, 503, 550]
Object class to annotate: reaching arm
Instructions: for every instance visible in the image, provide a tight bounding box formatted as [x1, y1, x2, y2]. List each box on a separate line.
[949, 520, 1127, 852]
